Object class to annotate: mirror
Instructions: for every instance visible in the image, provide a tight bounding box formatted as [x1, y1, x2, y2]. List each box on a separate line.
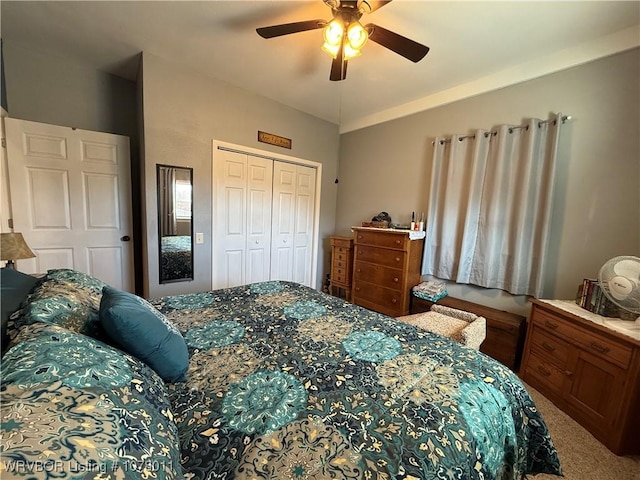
[157, 165, 194, 283]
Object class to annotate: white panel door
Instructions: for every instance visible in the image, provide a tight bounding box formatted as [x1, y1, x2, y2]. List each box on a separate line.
[293, 165, 316, 285]
[213, 150, 273, 289]
[270, 162, 296, 282]
[6, 119, 133, 291]
[246, 157, 273, 284]
[271, 162, 316, 286]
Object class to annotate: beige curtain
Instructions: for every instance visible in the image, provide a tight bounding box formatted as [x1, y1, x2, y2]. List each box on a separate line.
[159, 166, 177, 237]
[422, 113, 563, 297]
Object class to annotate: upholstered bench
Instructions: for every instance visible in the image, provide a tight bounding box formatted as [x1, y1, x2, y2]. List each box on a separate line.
[396, 304, 487, 350]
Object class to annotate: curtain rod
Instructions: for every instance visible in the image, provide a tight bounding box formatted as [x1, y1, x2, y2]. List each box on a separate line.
[434, 115, 571, 145]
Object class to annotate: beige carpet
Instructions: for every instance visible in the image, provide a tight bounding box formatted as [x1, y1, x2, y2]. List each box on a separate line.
[523, 382, 640, 480]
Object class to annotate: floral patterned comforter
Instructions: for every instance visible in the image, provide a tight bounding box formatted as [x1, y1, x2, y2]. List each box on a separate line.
[151, 281, 561, 480]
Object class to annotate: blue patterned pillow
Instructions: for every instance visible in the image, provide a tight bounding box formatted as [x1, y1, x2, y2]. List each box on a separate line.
[100, 286, 189, 382]
[7, 269, 108, 342]
[45, 268, 107, 296]
[1, 323, 183, 479]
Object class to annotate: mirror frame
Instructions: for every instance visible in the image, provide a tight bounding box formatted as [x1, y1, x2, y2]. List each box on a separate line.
[156, 164, 194, 284]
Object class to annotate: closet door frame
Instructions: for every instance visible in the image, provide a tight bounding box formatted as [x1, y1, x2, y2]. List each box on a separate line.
[212, 140, 322, 289]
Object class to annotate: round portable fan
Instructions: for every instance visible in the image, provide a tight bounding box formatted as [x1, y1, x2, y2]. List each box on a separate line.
[598, 256, 640, 322]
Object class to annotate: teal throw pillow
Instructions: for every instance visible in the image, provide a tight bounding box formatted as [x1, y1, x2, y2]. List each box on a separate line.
[99, 286, 188, 382]
[1, 268, 40, 353]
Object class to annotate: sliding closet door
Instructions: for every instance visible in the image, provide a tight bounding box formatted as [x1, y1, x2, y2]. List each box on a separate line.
[212, 150, 272, 289]
[271, 162, 316, 286]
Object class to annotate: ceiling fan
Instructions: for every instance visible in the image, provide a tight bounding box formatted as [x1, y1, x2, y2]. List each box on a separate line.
[256, 0, 430, 81]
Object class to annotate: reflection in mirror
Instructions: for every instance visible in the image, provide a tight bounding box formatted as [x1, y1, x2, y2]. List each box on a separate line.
[157, 165, 193, 283]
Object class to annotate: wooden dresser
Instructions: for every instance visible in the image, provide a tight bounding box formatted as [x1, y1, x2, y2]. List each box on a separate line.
[352, 227, 424, 317]
[520, 299, 640, 455]
[411, 295, 526, 371]
[329, 236, 354, 300]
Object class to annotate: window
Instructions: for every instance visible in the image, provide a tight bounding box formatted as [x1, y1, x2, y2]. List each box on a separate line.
[174, 180, 192, 219]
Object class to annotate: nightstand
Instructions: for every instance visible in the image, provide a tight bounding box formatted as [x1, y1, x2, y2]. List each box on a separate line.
[520, 299, 640, 455]
[329, 236, 354, 301]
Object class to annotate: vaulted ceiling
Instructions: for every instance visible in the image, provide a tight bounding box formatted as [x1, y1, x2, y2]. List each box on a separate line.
[2, 1, 639, 132]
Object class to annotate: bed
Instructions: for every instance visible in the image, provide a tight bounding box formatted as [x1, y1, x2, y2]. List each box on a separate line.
[153, 281, 561, 479]
[160, 235, 192, 282]
[1, 269, 562, 479]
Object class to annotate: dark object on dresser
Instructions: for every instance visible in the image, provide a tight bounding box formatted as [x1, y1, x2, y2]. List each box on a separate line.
[411, 294, 527, 371]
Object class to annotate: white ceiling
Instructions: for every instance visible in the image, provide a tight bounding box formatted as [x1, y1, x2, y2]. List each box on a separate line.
[2, 1, 639, 133]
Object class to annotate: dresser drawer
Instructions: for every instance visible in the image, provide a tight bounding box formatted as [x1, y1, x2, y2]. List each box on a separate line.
[331, 237, 353, 249]
[353, 281, 403, 313]
[354, 230, 407, 250]
[355, 245, 405, 269]
[333, 259, 347, 270]
[524, 351, 568, 391]
[353, 262, 402, 290]
[533, 309, 632, 369]
[332, 258, 349, 281]
[332, 272, 347, 284]
[334, 247, 350, 259]
[529, 327, 571, 367]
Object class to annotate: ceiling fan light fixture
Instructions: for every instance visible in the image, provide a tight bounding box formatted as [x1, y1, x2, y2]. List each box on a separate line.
[323, 19, 344, 46]
[257, 0, 430, 81]
[322, 39, 362, 59]
[322, 19, 367, 59]
[322, 42, 340, 58]
[347, 21, 368, 50]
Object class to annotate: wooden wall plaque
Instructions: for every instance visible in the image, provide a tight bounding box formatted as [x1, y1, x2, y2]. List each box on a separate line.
[258, 131, 292, 149]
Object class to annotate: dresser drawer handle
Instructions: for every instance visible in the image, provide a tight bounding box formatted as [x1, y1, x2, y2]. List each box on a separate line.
[542, 342, 556, 353]
[355, 287, 360, 292]
[544, 319, 558, 330]
[358, 235, 363, 240]
[536, 365, 551, 377]
[359, 251, 363, 255]
[589, 342, 610, 354]
[357, 268, 361, 273]
[395, 257, 400, 262]
[395, 239, 401, 244]
[564, 370, 574, 377]
[391, 298, 397, 304]
[393, 277, 399, 283]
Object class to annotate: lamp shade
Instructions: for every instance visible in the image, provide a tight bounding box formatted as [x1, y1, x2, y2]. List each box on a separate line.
[1, 232, 36, 263]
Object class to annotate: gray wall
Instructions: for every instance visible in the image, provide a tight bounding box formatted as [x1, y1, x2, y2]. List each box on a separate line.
[141, 53, 340, 298]
[2, 41, 145, 293]
[2, 42, 138, 140]
[337, 48, 640, 316]
[1, 43, 340, 299]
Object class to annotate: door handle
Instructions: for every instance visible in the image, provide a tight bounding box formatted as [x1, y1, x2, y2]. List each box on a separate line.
[121, 235, 131, 242]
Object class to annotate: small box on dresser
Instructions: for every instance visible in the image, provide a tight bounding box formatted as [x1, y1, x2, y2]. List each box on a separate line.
[352, 227, 424, 317]
[520, 299, 640, 456]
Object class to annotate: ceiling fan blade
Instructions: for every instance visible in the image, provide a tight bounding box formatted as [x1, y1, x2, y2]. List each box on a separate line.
[257, 19, 327, 39]
[365, 23, 429, 62]
[329, 58, 348, 81]
[330, 45, 348, 81]
[358, 0, 392, 14]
